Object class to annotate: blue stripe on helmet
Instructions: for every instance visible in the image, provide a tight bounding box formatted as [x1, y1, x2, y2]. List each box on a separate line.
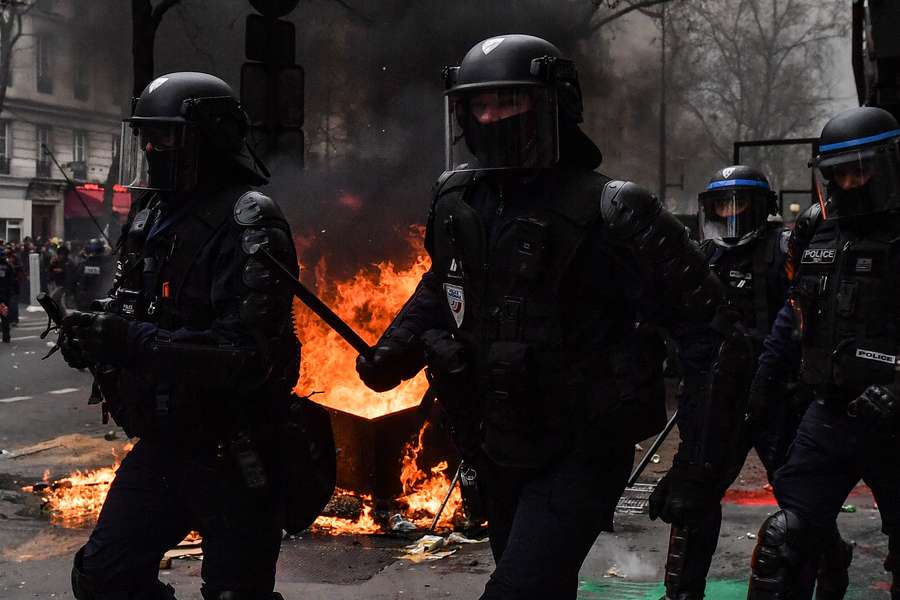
[819, 128, 900, 153]
[707, 178, 770, 191]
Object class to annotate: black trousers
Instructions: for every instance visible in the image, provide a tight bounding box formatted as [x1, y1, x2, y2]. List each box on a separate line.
[476, 438, 635, 600]
[673, 398, 801, 594]
[775, 398, 900, 532]
[79, 438, 284, 597]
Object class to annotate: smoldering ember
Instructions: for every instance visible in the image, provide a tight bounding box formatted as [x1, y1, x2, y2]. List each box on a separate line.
[1, 1, 898, 599]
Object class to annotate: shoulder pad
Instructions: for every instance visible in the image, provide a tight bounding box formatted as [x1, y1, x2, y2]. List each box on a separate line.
[233, 191, 286, 227]
[600, 180, 662, 238]
[432, 170, 475, 199]
[699, 238, 717, 260]
[793, 202, 823, 238]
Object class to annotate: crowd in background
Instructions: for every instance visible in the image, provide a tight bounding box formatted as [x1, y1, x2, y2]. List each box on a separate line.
[0, 236, 113, 324]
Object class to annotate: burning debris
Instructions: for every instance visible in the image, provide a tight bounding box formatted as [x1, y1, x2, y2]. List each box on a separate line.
[22, 443, 133, 528]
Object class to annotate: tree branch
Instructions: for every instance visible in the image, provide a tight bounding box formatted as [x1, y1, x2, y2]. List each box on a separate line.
[591, 0, 674, 30]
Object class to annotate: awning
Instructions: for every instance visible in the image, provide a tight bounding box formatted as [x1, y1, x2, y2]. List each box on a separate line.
[64, 185, 131, 219]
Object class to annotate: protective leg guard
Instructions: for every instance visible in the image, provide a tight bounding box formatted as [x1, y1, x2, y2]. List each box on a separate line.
[885, 533, 900, 600]
[200, 587, 283, 600]
[815, 531, 852, 600]
[747, 510, 817, 600]
[71, 547, 178, 600]
[660, 524, 707, 600]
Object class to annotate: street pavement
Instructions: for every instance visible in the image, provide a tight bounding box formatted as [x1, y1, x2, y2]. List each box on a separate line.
[0, 305, 894, 599]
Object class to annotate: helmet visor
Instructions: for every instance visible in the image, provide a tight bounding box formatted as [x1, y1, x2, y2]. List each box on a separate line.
[698, 189, 771, 246]
[445, 86, 559, 172]
[118, 121, 192, 192]
[813, 141, 900, 219]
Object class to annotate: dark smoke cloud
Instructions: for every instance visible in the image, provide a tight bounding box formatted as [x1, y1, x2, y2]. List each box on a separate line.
[102, 1, 676, 276]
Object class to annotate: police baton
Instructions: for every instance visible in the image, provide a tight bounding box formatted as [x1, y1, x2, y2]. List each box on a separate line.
[249, 245, 374, 360]
[627, 409, 678, 487]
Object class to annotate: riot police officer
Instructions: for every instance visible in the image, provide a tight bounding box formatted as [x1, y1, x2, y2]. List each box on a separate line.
[746, 106, 900, 599]
[355, 35, 727, 599]
[72, 238, 114, 311]
[653, 167, 852, 599]
[59, 72, 300, 600]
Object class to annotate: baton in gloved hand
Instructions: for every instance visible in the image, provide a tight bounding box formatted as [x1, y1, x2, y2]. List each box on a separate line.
[249, 244, 373, 360]
[627, 409, 679, 487]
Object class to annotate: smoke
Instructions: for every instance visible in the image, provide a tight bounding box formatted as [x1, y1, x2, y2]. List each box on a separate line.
[585, 531, 660, 580]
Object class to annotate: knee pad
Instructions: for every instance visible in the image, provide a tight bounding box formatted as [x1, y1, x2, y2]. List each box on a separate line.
[748, 510, 816, 599]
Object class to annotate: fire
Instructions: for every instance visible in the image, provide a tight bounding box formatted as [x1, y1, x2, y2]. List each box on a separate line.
[23, 442, 133, 528]
[396, 423, 463, 530]
[311, 489, 380, 534]
[293, 225, 430, 418]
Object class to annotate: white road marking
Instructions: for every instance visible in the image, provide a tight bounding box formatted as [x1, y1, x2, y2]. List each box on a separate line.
[0, 396, 32, 404]
[10, 336, 37, 341]
[48, 388, 79, 395]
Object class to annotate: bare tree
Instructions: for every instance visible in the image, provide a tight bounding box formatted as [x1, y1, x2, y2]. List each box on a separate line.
[666, 0, 847, 187]
[0, 0, 35, 117]
[590, 0, 675, 29]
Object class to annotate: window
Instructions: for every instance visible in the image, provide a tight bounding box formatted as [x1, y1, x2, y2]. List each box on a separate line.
[36, 34, 53, 94]
[72, 129, 87, 179]
[36, 125, 51, 177]
[0, 120, 10, 174]
[73, 51, 88, 100]
[0, 219, 22, 242]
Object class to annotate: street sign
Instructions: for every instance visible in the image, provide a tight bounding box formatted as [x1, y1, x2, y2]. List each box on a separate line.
[245, 14, 296, 65]
[249, 0, 300, 18]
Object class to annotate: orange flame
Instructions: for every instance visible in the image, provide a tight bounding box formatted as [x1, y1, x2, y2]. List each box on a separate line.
[23, 442, 133, 527]
[293, 225, 430, 418]
[396, 423, 462, 530]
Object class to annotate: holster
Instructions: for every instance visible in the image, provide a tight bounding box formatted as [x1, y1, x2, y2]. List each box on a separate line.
[279, 394, 336, 534]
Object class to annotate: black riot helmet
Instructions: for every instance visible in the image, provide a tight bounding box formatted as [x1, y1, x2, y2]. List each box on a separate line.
[119, 72, 268, 192]
[443, 34, 594, 173]
[85, 238, 105, 256]
[698, 165, 778, 248]
[812, 106, 900, 220]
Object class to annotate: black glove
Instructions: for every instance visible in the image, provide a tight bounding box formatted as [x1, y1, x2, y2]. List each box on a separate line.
[59, 337, 91, 370]
[355, 332, 422, 393]
[747, 373, 782, 427]
[848, 385, 898, 433]
[421, 329, 467, 375]
[61, 311, 130, 364]
[649, 467, 717, 525]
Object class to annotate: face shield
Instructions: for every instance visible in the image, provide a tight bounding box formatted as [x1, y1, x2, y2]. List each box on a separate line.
[118, 121, 199, 192]
[813, 140, 900, 220]
[445, 86, 559, 172]
[698, 188, 772, 247]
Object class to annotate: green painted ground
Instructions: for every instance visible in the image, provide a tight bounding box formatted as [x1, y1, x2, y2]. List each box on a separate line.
[578, 580, 745, 600]
[577, 579, 875, 600]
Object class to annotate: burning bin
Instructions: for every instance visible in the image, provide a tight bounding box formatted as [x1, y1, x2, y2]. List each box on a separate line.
[328, 405, 458, 506]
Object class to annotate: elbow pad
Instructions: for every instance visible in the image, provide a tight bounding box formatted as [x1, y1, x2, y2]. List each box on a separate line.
[602, 181, 724, 320]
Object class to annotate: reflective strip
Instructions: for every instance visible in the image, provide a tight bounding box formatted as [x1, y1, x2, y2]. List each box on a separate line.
[706, 179, 770, 191]
[819, 128, 900, 153]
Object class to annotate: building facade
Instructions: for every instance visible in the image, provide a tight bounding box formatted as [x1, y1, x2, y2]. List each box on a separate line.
[0, 0, 127, 243]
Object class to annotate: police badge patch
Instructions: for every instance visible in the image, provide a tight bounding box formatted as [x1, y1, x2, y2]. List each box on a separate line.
[444, 283, 465, 328]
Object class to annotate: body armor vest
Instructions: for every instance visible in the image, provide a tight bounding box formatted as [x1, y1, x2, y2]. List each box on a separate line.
[705, 225, 787, 338]
[429, 170, 614, 466]
[792, 217, 900, 402]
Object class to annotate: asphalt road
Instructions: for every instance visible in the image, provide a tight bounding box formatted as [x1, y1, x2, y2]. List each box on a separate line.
[0, 304, 894, 599]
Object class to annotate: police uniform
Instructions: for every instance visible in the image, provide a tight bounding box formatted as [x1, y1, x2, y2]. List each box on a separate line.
[62, 73, 306, 600]
[356, 35, 726, 599]
[747, 107, 900, 599]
